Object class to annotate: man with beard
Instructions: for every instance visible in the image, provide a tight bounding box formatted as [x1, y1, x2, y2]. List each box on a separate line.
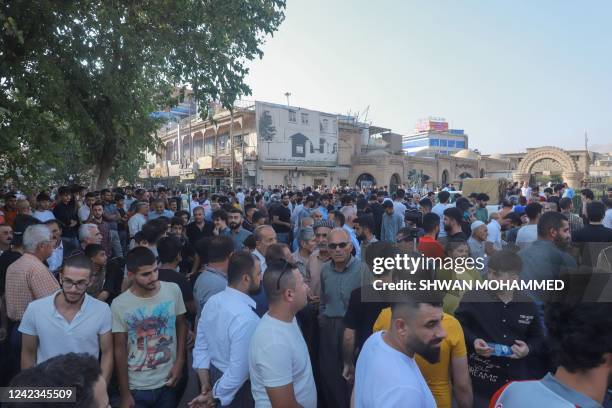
[519, 211, 576, 296]
[19, 255, 113, 382]
[190, 253, 261, 408]
[442, 207, 468, 244]
[112, 247, 187, 408]
[354, 214, 378, 263]
[0, 223, 13, 256]
[306, 220, 334, 302]
[354, 292, 446, 408]
[89, 201, 113, 257]
[455, 250, 545, 407]
[270, 194, 292, 245]
[186, 206, 213, 245]
[227, 208, 252, 252]
[490, 301, 612, 408]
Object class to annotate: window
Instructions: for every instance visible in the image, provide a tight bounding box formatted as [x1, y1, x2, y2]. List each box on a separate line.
[322, 119, 328, 131]
[447, 140, 455, 148]
[217, 134, 228, 151]
[204, 138, 214, 155]
[301, 113, 309, 124]
[319, 138, 325, 153]
[288, 110, 296, 123]
[456, 140, 466, 148]
[429, 139, 440, 147]
[440, 139, 448, 147]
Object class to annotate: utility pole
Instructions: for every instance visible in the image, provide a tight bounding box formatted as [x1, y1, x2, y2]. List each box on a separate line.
[284, 92, 291, 106]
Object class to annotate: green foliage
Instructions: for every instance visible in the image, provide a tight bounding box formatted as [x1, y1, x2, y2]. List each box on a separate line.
[0, 0, 286, 189]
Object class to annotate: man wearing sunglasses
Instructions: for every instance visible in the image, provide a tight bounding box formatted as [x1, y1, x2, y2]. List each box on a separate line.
[249, 259, 316, 408]
[19, 255, 113, 383]
[319, 228, 369, 408]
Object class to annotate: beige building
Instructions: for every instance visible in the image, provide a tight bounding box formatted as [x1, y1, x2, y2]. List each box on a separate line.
[140, 102, 515, 190]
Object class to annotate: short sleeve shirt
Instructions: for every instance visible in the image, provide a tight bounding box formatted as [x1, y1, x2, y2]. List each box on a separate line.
[19, 292, 111, 364]
[111, 281, 186, 390]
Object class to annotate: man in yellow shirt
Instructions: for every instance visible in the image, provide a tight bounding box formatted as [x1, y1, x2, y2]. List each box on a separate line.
[373, 308, 473, 408]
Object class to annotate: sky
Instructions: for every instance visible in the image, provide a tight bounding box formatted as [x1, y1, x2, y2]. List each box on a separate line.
[245, 0, 612, 154]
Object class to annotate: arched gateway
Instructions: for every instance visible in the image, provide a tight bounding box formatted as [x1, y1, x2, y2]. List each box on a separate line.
[512, 146, 582, 188]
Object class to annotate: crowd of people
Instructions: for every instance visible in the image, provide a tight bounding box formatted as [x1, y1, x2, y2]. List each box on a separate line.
[0, 181, 611, 408]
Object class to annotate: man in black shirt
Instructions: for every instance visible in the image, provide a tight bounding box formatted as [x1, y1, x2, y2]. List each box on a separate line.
[341, 242, 397, 386]
[367, 193, 384, 240]
[270, 193, 292, 245]
[53, 186, 79, 243]
[572, 201, 612, 267]
[186, 206, 213, 245]
[455, 250, 545, 407]
[443, 207, 468, 242]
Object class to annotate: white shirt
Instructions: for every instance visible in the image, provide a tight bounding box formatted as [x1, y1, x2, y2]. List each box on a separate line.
[78, 205, 91, 222]
[521, 186, 532, 198]
[19, 291, 111, 364]
[33, 210, 55, 223]
[252, 249, 267, 274]
[355, 331, 436, 408]
[486, 219, 503, 250]
[249, 314, 316, 408]
[603, 208, 612, 229]
[432, 203, 450, 238]
[128, 213, 147, 237]
[193, 287, 259, 406]
[47, 240, 64, 273]
[516, 224, 538, 249]
[393, 201, 407, 219]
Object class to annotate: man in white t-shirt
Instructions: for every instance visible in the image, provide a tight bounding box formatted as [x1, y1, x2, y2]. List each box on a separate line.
[248, 259, 317, 408]
[520, 181, 532, 200]
[516, 202, 543, 249]
[19, 255, 113, 382]
[354, 295, 446, 408]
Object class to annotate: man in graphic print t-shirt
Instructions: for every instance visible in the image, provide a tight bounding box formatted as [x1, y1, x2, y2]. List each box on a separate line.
[112, 247, 187, 408]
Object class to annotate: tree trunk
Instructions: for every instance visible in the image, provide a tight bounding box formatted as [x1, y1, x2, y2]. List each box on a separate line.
[94, 159, 114, 189]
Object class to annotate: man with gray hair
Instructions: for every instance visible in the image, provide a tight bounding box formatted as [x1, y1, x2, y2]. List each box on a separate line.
[128, 201, 149, 240]
[318, 228, 368, 408]
[6, 224, 59, 322]
[292, 226, 316, 278]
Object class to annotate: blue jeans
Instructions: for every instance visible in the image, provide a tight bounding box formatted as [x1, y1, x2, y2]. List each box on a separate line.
[130, 386, 176, 408]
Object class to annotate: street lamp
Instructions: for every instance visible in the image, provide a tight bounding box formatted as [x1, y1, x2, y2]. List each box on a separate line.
[284, 92, 291, 106]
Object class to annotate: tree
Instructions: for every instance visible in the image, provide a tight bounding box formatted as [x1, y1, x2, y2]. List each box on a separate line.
[1, 0, 286, 188]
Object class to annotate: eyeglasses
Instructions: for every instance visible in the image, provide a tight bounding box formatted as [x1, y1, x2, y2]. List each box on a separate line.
[61, 278, 90, 290]
[328, 242, 349, 250]
[276, 260, 298, 291]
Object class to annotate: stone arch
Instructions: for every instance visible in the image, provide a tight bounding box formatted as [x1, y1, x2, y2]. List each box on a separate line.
[355, 173, 377, 188]
[513, 146, 582, 188]
[389, 173, 401, 193]
[441, 169, 449, 185]
[182, 135, 192, 160]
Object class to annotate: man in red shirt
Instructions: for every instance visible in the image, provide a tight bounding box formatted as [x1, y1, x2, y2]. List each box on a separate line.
[418, 212, 445, 259]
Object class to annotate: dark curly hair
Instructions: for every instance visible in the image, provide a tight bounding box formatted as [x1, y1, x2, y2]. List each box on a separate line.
[545, 302, 612, 372]
[8, 353, 102, 407]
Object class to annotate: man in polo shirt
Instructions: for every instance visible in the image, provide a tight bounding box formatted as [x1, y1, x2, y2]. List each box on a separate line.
[319, 228, 368, 408]
[490, 301, 612, 408]
[19, 255, 113, 382]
